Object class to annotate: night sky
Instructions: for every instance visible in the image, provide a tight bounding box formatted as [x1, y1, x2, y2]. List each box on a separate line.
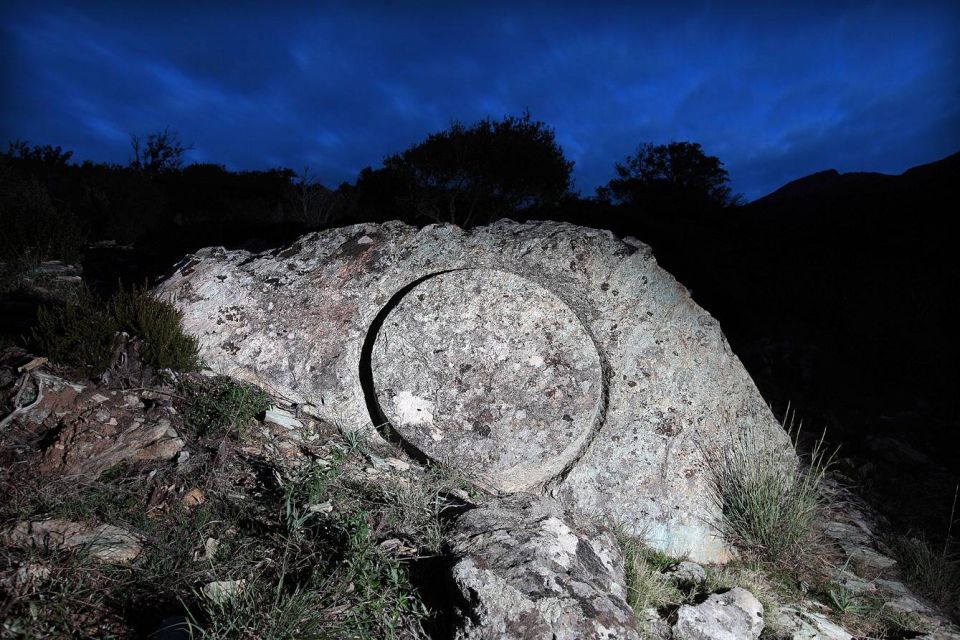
[2, 2, 958, 201]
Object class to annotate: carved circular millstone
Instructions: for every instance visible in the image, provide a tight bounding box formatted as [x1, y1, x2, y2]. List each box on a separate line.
[370, 269, 604, 492]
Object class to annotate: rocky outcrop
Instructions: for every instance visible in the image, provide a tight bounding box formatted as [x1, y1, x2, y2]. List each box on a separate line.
[157, 220, 792, 562]
[444, 493, 640, 639]
[2, 519, 142, 563]
[673, 587, 764, 640]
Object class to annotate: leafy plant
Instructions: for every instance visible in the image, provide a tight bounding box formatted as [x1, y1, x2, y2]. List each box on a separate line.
[180, 376, 271, 438]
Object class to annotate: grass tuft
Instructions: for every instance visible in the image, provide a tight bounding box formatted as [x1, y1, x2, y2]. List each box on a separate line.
[887, 535, 960, 612]
[615, 529, 683, 613]
[705, 414, 835, 564]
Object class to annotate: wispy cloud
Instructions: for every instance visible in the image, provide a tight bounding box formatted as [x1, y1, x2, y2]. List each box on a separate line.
[2, 1, 957, 200]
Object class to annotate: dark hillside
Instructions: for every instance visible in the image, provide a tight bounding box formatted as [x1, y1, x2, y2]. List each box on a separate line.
[639, 153, 960, 533]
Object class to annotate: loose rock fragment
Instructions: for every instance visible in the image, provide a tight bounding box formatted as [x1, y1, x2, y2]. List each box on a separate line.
[673, 587, 764, 640]
[445, 493, 640, 640]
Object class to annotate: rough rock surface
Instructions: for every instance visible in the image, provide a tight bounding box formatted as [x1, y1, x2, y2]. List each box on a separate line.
[444, 493, 639, 640]
[372, 268, 603, 491]
[2, 519, 142, 563]
[673, 587, 764, 640]
[157, 220, 792, 561]
[775, 606, 853, 640]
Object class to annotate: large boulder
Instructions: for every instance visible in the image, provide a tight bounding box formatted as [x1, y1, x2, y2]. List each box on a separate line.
[157, 220, 791, 562]
[444, 493, 640, 639]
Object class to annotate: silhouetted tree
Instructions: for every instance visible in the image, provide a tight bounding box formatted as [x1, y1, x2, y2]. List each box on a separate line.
[130, 127, 192, 174]
[367, 112, 573, 227]
[7, 140, 74, 168]
[600, 142, 740, 213]
[292, 166, 350, 227]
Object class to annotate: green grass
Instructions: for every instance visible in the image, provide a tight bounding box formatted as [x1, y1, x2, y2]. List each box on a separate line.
[1, 428, 430, 639]
[180, 375, 272, 438]
[705, 415, 835, 565]
[618, 535, 683, 613]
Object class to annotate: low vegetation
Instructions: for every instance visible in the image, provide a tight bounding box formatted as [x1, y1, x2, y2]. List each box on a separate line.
[30, 284, 200, 377]
[180, 375, 271, 438]
[705, 416, 835, 565]
[617, 530, 682, 613]
[31, 287, 119, 376]
[109, 284, 201, 371]
[888, 534, 960, 613]
[0, 403, 449, 638]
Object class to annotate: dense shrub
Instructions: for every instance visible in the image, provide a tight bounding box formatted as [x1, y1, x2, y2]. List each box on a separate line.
[110, 284, 200, 371]
[32, 285, 200, 376]
[31, 288, 118, 376]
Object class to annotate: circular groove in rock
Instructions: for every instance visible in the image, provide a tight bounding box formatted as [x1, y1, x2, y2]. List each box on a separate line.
[370, 269, 603, 491]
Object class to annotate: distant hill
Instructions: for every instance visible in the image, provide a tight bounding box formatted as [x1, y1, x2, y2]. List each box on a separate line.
[660, 150, 960, 467]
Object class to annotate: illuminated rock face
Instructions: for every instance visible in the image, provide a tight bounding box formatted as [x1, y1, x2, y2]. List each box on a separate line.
[370, 268, 603, 492]
[158, 220, 791, 563]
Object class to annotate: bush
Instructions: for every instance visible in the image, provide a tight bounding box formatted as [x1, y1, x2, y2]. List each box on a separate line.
[110, 284, 200, 371]
[32, 288, 118, 376]
[181, 376, 271, 438]
[32, 285, 200, 376]
[705, 417, 834, 564]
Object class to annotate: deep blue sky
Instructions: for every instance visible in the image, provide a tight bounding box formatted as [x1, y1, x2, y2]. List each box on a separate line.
[2, 2, 958, 201]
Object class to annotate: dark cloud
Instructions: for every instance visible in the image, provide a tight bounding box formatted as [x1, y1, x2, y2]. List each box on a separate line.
[2, 1, 957, 200]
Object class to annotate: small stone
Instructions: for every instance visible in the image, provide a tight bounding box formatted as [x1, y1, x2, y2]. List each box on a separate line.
[2, 563, 51, 590]
[846, 546, 897, 570]
[775, 606, 853, 640]
[666, 560, 707, 585]
[887, 595, 933, 615]
[308, 501, 333, 514]
[201, 580, 246, 605]
[378, 538, 416, 555]
[875, 578, 909, 595]
[837, 571, 876, 594]
[38, 416, 184, 479]
[195, 537, 219, 561]
[264, 406, 303, 430]
[18, 356, 48, 372]
[182, 488, 206, 509]
[385, 457, 410, 471]
[673, 587, 764, 640]
[2, 520, 142, 564]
